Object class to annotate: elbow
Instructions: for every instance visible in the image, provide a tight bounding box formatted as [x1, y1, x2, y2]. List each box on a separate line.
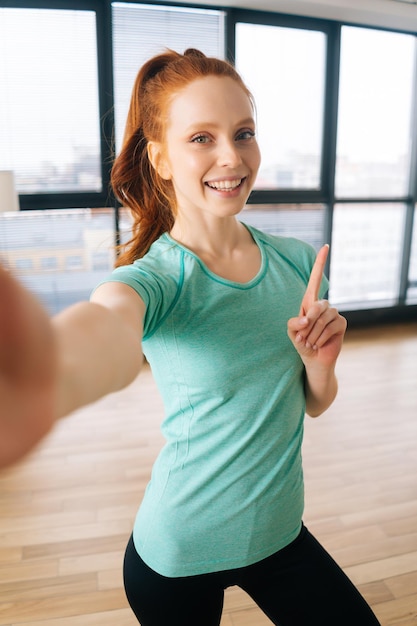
[306, 407, 325, 419]
[305, 389, 338, 418]
[305, 398, 332, 418]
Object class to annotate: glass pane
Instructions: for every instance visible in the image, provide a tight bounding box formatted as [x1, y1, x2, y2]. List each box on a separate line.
[336, 26, 415, 198]
[0, 8, 101, 194]
[119, 207, 134, 245]
[112, 2, 225, 151]
[241, 204, 327, 250]
[330, 203, 405, 308]
[0, 209, 115, 314]
[407, 206, 417, 304]
[235, 23, 326, 190]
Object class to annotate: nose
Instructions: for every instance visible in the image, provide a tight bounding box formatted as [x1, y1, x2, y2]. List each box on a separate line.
[217, 138, 242, 168]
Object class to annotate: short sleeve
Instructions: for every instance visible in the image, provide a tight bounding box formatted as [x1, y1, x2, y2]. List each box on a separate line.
[98, 253, 183, 339]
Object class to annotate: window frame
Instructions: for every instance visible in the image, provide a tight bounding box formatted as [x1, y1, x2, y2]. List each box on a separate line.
[333, 23, 417, 314]
[1, 0, 417, 323]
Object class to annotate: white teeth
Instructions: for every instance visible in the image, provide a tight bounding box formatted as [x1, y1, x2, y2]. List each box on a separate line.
[207, 179, 242, 191]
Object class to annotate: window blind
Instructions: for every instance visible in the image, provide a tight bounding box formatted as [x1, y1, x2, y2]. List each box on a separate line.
[112, 2, 225, 151]
[0, 209, 116, 314]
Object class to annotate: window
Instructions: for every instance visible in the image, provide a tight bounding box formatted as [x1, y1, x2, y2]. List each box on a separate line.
[0, 7, 101, 195]
[0, 4, 416, 322]
[241, 204, 327, 251]
[15, 258, 33, 271]
[41, 257, 58, 271]
[329, 203, 406, 307]
[336, 26, 415, 198]
[92, 252, 112, 271]
[235, 21, 326, 191]
[112, 2, 225, 151]
[0, 209, 116, 314]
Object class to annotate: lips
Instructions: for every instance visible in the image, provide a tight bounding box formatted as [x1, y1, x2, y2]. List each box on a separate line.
[206, 178, 244, 191]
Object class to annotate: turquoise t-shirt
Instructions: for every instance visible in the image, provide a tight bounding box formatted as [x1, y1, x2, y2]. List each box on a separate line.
[106, 224, 328, 577]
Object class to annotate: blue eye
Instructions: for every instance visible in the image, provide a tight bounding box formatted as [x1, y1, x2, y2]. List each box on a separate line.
[191, 134, 210, 144]
[237, 129, 256, 141]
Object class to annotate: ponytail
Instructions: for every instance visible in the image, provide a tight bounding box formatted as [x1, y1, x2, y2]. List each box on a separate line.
[112, 125, 174, 267]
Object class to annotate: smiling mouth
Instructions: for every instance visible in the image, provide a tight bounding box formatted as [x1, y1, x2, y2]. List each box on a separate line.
[206, 178, 244, 192]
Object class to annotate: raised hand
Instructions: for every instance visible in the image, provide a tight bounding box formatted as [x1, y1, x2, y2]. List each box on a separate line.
[0, 265, 57, 468]
[287, 245, 347, 369]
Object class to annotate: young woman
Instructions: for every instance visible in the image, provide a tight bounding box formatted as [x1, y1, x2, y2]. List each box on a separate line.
[0, 49, 380, 625]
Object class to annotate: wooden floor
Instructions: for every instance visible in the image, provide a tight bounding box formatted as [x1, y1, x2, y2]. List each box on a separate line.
[0, 322, 416, 625]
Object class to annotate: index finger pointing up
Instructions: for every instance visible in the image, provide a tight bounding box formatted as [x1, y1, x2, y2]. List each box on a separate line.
[300, 244, 329, 315]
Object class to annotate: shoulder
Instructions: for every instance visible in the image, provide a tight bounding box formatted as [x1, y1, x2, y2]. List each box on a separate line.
[100, 235, 185, 338]
[244, 223, 317, 270]
[243, 223, 328, 293]
[97, 234, 183, 326]
[110, 235, 183, 298]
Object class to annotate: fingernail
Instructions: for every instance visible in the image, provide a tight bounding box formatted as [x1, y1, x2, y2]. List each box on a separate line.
[296, 333, 303, 343]
[299, 317, 308, 326]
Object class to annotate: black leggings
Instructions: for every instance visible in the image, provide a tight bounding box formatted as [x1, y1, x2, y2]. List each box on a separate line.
[123, 525, 381, 626]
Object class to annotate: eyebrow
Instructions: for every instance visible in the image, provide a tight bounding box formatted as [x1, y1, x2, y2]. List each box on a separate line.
[184, 117, 256, 133]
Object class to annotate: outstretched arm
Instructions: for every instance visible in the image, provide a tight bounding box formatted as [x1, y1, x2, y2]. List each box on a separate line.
[287, 245, 347, 417]
[0, 266, 144, 468]
[55, 281, 145, 418]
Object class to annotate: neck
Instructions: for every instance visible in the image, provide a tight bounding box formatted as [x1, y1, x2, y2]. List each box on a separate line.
[170, 215, 246, 258]
[170, 213, 261, 283]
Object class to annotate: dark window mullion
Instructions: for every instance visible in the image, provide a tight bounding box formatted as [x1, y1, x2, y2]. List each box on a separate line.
[225, 7, 236, 63]
[398, 41, 417, 304]
[96, 0, 115, 209]
[320, 22, 341, 279]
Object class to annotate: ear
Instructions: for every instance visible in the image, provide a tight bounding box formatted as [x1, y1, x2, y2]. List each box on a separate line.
[147, 141, 172, 181]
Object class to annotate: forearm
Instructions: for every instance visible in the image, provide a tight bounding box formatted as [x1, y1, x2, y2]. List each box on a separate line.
[52, 301, 143, 418]
[304, 363, 338, 417]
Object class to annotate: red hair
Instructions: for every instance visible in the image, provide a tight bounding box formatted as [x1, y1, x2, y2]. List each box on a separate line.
[111, 48, 254, 266]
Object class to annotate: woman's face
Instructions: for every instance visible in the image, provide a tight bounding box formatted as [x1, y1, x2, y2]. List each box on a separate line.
[150, 75, 261, 224]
